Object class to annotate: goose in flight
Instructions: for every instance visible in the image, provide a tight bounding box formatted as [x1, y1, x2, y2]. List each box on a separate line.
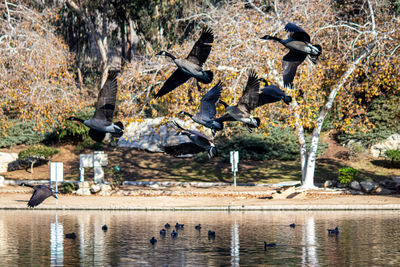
[258, 79, 292, 106]
[214, 70, 262, 132]
[155, 26, 214, 98]
[179, 81, 224, 135]
[164, 121, 217, 158]
[20, 183, 57, 208]
[261, 23, 322, 88]
[67, 71, 124, 142]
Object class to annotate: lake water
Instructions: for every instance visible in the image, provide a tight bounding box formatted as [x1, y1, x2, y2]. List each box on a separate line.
[1, 210, 400, 266]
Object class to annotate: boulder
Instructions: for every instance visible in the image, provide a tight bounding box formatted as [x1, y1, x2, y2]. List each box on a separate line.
[118, 117, 201, 153]
[324, 180, 336, 188]
[349, 181, 361, 191]
[360, 180, 378, 193]
[370, 134, 400, 158]
[75, 188, 91, 196]
[336, 182, 347, 188]
[0, 152, 18, 173]
[347, 189, 364, 195]
[99, 184, 112, 196]
[90, 184, 101, 194]
[380, 179, 398, 190]
[374, 186, 393, 195]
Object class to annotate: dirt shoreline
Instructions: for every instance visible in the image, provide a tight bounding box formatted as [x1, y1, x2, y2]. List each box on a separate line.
[2, 185, 400, 210]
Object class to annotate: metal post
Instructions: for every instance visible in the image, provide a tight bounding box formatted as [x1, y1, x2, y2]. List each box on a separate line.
[230, 151, 239, 188]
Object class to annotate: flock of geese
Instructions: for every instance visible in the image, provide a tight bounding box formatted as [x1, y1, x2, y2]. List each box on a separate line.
[20, 22, 322, 208]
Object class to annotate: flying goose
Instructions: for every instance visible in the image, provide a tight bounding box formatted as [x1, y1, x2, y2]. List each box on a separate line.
[164, 121, 217, 158]
[258, 79, 292, 105]
[261, 22, 322, 87]
[213, 70, 262, 132]
[179, 81, 224, 135]
[67, 71, 124, 142]
[155, 26, 214, 98]
[20, 183, 57, 208]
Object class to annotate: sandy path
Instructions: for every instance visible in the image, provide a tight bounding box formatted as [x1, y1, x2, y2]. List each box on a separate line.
[2, 185, 400, 210]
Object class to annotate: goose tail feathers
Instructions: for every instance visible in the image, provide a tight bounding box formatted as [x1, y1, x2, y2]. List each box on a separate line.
[115, 121, 124, 130]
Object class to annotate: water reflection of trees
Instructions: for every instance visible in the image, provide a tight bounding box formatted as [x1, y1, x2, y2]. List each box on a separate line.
[0, 211, 399, 266]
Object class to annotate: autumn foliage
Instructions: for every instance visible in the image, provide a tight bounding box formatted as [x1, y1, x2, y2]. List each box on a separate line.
[0, 3, 87, 135]
[1, 0, 399, 142]
[120, 0, 399, 135]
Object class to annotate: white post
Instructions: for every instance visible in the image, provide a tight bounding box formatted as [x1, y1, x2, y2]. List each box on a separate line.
[230, 151, 239, 187]
[50, 162, 63, 205]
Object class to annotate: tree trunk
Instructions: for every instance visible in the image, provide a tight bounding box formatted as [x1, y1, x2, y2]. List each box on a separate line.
[299, 41, 376, 189]
[29, 159, 36, 174]
[120, 18, 126, 67]
[292, 99, 308, 184]
[66, 0, 109, 87]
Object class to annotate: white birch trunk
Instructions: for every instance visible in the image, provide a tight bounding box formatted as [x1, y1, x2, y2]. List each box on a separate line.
[300, 41, 376, 189]
[292, 99, 308, 182]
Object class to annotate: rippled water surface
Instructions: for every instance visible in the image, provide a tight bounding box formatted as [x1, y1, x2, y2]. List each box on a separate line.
[1, 210, 400, 266]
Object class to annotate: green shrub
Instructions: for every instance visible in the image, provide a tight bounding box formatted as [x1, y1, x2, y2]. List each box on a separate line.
[58, 182, 76, 194]
[74, 138, 103, 151]
[18, 145, 60, 160]
[49, 110, 93, 141]
[215, 126, 299, 162]
[385, 150, 400, 163]
[105, 166, 124, 189]
[0, 120, 47, 148]
[338, 167, 358, 185]
[337, 96, 400, 147]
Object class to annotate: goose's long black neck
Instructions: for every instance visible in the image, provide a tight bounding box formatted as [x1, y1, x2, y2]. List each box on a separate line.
[181, 111, 193, 118]
[161, 51, 176, 60]
[20, 183, 34, 188]
[269, 36, 283, 42]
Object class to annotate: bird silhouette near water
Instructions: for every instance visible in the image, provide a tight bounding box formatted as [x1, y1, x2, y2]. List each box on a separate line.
[20, 183, 57, 208]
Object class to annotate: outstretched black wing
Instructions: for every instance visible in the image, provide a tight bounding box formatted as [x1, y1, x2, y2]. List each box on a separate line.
[285, 23, 310, 42]
[282, 51, 307, 87]
[93, 72, 118, 122]
[238, 70, 260, 112]
[164, 142, 205, 157]
[199, 81, 223, 120]
[186, 26, 214, 67]
[155, 69, 192, 98]
[28, 185, 53, 208]
[258, 85, 286, 106]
